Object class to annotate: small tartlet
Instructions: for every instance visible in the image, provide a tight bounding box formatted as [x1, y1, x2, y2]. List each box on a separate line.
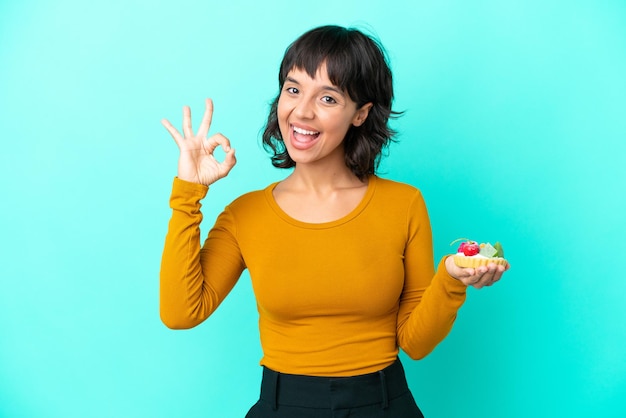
[451, 238, 507, 268]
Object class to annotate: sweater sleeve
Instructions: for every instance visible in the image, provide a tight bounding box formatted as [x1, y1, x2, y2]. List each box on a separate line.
[396, 191, 468, 359]
[159, 178, 246, 329]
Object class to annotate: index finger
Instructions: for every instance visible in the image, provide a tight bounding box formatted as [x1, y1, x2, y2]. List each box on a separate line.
[197, 98, 214, 138]
[161, 118, 183, 146]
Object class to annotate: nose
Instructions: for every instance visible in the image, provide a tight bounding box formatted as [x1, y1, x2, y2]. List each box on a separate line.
[293, 96, 315, 119]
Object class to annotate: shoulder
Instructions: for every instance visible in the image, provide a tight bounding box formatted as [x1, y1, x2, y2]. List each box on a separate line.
[225, 182, 278, 214]
[371, 176, 429, 222]
[373, 176, 424, 200]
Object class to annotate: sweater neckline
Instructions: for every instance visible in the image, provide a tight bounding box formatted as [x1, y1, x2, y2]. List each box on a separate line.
[264, 175, 377, 229]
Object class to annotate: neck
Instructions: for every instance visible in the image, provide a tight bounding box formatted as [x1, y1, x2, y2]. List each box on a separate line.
[285, 163, 365, 192]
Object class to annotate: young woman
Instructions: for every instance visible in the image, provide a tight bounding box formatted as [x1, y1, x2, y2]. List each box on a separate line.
[160, 25, 508, 417]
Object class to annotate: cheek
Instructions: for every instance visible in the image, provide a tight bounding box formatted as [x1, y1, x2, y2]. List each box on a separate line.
[277, 99, 289, 125]
[276, 101, 290, 139]
[325, 116, 354, 137]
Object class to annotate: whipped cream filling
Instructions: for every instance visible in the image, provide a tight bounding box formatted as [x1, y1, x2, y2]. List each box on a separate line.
[456, 252, 496, 259]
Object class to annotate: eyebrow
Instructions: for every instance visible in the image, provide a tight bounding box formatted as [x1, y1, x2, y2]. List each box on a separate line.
[285, 76, 346, 97]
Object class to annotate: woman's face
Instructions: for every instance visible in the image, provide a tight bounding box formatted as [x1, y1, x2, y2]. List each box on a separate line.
[277, 63, 372, 167]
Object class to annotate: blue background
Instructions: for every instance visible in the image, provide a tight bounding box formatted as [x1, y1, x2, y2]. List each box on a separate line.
[1, 0, 625, 417]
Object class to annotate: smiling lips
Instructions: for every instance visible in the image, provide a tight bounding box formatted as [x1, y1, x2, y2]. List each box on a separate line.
[291, 125, 320, 150]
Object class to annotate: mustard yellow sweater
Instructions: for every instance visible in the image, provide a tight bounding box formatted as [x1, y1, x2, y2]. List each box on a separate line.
[160, 176, 467, 376]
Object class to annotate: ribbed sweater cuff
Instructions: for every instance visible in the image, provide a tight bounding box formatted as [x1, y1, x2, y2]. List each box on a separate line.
[172, 177, 209, 196]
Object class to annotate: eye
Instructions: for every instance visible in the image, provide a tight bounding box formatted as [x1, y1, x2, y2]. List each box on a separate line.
[285, 86, 299, 94]
[321, 96, 337, 104]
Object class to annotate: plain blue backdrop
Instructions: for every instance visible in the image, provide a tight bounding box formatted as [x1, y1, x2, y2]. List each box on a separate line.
[1, 0, 625, 417]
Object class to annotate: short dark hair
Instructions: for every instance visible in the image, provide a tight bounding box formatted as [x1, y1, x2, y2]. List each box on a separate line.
[261, 25, 401, 180]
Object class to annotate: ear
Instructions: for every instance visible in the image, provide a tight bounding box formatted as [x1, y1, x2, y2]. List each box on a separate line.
[352, 102, 373, 127]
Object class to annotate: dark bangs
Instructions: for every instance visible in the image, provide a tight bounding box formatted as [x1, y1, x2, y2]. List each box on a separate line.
[278, 26, 391, 108]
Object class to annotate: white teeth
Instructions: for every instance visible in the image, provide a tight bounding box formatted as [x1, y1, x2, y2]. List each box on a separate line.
[293, 126, 319, 135]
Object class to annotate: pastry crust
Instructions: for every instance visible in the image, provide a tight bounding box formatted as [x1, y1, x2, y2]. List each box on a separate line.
[453, 254, 508, 268]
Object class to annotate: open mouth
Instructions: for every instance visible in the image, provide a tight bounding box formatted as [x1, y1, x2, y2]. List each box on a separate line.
[292, 125, 320, 143]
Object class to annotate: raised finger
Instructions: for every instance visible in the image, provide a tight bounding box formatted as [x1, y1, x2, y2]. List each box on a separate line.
[182, 106, 193, 138]
[161, 118, 183, 146]
[197, 98, 214, 139]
